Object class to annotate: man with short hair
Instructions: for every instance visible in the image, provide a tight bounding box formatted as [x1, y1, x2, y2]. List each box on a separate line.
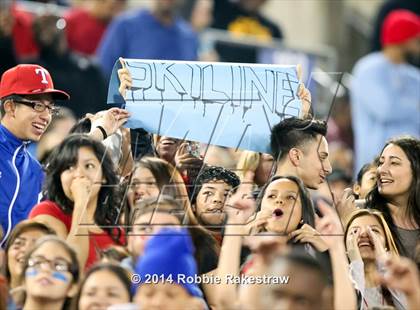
[270, 117, 332, 190]
[0, 64, 69, 246]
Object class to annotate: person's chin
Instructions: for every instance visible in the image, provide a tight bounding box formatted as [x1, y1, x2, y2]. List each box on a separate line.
[160, 152, 174, 162]
[266, 222, 287, 235]
[26, 132, 42, 142]
[306, 183, 320, 191]
[200, 215, 225, 227]
[360, 253, 375, 261]
[378, 187, 394, 197]
[29, 123, 47, 140]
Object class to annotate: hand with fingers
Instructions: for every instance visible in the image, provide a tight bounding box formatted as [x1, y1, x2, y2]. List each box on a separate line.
[237, 151, 259, 183]
[70, 176, 94, 210]
[224, 186, 257, 226]
[378, 256, 420, 310]
[67, 175, 97, 269]
[316, 200, 358, 310]
[366, 226, 388, 261]
[346, 227, 362, 262]
[240, 204, 287, 266]
[244, 232, 288, 265]
[245, 209, 272, 235]
[315, 199, 345, 249]
[117, 57, 132, 98]
[174, 142, 204, 175]
[296, 64, 312, 118]
[216, 182, 258, 310]
[90, 108, 131, 139]
[336, 188, 357, 224]
[289, 223, 329, 252]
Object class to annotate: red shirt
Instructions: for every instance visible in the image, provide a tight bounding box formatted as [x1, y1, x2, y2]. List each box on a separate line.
[29, 200, 125, 270]
[65, 8, 108, 55]
[12, 4, 39, 59]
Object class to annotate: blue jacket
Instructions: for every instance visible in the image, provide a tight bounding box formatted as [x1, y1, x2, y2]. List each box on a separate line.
[0, 124, 44, 247]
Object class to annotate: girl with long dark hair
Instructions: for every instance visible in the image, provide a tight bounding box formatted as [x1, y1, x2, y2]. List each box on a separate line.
[29, 134, 125, 269]
[366, 136, 420, 258]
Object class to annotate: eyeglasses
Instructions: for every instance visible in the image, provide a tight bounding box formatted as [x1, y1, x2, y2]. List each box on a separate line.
[27, 255, 71, 273]
[12, 96, 60, 116]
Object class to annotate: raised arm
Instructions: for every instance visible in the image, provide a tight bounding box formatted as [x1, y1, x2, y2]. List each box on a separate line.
[117, 57, 132, 99]
[379, 256, 420, 310]
[215, 185, 256, 310]
[316, 200, 357, 310]
[65, 175, 96, 270]
[29, 177, 93, 271]
[87, 108, 130, 142]
[296, 64, 312, 118]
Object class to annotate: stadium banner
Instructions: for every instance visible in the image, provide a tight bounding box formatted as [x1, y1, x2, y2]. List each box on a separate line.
[107, 59, 303, 153]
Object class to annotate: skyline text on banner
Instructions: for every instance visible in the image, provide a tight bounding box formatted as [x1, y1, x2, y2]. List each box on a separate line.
[107, 59, 303, 153]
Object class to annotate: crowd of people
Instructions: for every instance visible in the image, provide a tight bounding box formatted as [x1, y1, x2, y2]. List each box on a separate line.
[0, 0, 419, 310]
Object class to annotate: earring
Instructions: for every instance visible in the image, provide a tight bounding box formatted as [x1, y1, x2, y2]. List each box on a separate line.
[299, 219, 304, 224]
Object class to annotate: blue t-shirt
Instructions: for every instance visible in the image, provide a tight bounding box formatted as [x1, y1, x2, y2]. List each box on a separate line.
[97, 9, 198, 78]
[350, 52, 420, 173]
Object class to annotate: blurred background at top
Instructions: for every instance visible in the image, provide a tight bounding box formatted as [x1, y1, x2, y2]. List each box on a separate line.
[0, 0, 419, 180]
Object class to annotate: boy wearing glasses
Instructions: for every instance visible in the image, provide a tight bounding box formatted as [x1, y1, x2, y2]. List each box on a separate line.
[0, 64, 69, 247]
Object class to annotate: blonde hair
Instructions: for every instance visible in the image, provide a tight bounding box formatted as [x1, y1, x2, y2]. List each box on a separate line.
[236, 151, 260, 182]
[344, 209, 399, 256]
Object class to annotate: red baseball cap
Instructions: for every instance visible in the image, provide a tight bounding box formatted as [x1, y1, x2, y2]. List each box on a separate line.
[0, 64, 70, 100]
[381, 10, 420, 47]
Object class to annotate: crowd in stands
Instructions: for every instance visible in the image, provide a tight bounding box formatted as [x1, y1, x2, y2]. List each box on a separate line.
[0, 0, 419, 309]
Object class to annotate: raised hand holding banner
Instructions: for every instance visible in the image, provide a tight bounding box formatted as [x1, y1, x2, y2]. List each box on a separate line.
[107, 59, 303, 153]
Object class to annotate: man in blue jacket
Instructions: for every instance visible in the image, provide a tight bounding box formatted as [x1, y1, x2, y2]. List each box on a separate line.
[0, 64, 69, 246]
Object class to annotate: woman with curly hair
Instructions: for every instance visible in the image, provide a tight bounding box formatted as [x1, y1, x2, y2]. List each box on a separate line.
[190, 166, 240, 235]
[29, 134, 125, 269]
